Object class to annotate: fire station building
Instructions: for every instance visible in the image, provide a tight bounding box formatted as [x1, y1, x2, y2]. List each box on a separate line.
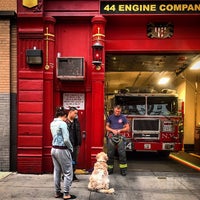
[2, 0, 199, 173]
[0, 0, 16, 171]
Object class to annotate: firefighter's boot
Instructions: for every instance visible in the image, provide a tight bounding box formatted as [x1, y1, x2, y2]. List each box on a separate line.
[108, 165, 114, 175]
[119, 163, 127, 176]
[120, 168, 127, 176]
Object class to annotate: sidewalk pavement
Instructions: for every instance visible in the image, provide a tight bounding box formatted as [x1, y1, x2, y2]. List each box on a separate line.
[0, 151, 200, 200]
[0, 172, 12, 180]
[0, 172, 91, 200]
[1, 169, 200, 200]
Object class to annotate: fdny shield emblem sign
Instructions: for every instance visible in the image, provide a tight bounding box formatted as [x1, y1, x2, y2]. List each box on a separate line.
[22, 0, 38, 8]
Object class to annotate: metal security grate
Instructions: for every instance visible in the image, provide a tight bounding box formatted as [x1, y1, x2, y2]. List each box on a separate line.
[133, 119, 159, 131]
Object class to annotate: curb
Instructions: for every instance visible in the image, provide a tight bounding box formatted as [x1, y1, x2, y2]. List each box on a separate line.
[0, 172, 12, 180]
[169, 154, 200, 172]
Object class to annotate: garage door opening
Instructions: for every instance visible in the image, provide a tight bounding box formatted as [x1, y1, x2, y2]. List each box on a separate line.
[105, 53, 200, 154]
[105, 53, 199, 96]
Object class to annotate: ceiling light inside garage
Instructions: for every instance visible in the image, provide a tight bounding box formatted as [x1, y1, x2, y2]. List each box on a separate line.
[158, 77, 170, 85]
[190, 59, 200, 70]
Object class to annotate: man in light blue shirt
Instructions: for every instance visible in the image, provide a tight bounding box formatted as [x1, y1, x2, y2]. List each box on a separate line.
[51, 118, 73, 151]
[50, 106, 77, 199]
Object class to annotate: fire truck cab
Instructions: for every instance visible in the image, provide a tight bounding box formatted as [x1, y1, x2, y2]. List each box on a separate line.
[110, 89, 184, 156]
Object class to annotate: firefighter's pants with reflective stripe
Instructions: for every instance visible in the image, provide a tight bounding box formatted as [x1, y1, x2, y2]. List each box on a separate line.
[107, 136, 127, 169]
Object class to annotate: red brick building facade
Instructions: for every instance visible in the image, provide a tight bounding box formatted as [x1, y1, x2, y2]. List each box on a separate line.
[17, 0, 200, 173]
[0, 0, 16, 171]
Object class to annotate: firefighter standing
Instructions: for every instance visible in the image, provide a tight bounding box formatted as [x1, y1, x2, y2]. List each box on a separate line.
[106, 105, 130, 176]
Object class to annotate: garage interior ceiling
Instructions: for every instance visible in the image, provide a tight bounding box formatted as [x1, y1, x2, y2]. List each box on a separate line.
[105, 53, 200, 94]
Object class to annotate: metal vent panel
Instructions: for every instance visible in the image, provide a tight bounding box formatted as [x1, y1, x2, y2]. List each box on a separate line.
[57, 57, 85, 80]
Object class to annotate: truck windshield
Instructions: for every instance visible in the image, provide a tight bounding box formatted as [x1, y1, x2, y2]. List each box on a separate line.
[147, 96, 178, 116]
[114, 95, 178, 116]
[115, 96, 145, 115]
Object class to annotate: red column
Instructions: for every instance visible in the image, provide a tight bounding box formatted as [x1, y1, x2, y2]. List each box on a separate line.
[17, 11, 44, 173]
[90, 15, 106, 165]
[42, 16, 56, 172]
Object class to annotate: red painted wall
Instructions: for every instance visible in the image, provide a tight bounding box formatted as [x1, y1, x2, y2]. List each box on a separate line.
[17, 0, 200, 173]
[53, 19, 93, 170]
[105, 15, 200, 52]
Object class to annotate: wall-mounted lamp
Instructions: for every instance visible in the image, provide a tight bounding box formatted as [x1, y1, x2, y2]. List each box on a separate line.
[92, 41, 103, 70]
[26, 47, 43, 66]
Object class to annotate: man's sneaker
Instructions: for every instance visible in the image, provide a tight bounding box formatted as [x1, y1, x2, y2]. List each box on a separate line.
[55, 191, 63, 198]
[120, 169, 127, 176]
[73, 175, 79, 182]
[63, 193, 77, 199]
[108, 168, 113, 175]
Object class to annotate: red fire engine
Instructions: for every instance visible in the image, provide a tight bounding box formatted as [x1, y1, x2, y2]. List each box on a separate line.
[110, 89, 184, 156]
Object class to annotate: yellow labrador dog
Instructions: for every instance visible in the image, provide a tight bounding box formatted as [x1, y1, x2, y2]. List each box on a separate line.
[88, 152, 115, 194]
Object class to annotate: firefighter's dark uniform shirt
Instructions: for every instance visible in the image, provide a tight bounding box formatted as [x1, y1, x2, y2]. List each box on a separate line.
[107, 114, 128, 130]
